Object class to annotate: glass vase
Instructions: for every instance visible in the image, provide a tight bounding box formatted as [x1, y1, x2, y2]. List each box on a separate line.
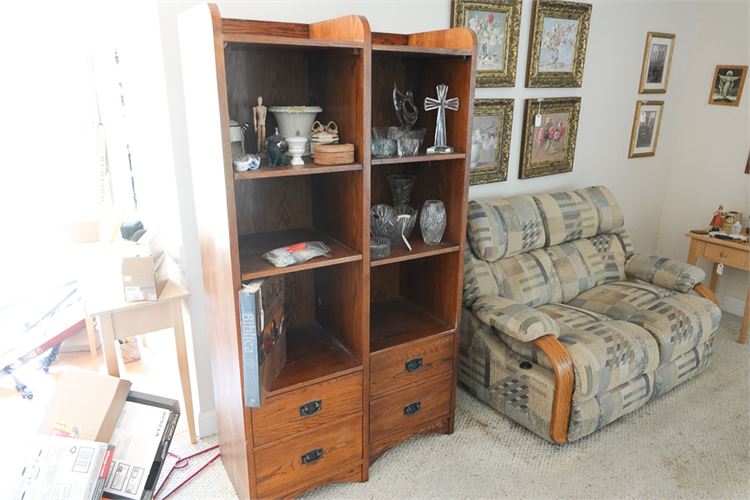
[420, 200, 446, 245]
[387, 174, 417, 206]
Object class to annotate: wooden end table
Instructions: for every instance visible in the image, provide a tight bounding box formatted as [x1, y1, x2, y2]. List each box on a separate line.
[686, 232, 750, 344]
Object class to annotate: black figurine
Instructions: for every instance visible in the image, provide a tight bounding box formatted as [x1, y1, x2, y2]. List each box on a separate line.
[265, 127, 286, 167]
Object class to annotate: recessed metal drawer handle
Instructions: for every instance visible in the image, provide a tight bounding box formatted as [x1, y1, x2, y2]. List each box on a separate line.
[404, 401, 421, 416]
[299, 400, 322, 417]
[301, 448, 323, 465]
[405, 357, 423, 373]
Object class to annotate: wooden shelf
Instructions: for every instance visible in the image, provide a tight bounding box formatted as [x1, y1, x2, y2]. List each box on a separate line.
[372, 43, 472, 57]
[239, 228, 361, 280]
[225, 35, 363, 50]
[372, 152, 465, 165]
[371, 240, 460, 267]
[266, 321, 362, 396]
[370, 297, 453, 352]
[234, 161, 362, 180]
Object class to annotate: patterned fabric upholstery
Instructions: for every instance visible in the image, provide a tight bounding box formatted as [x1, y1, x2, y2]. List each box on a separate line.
[575, 186, 624, 233]
[459, 307, 715, 443]
[625, 254, 706, 292]
[568, 281, 721, 364]
[489, 249, 562, 306]
[463, 248, 499, 306]
[487, 303, 660, 402]
[467, 196, 546, 262]
[472, 295, 559, 342]
[535, 191, 599, 246]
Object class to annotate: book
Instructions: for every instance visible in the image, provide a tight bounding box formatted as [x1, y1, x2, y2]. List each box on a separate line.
[239, 277, 287, 407]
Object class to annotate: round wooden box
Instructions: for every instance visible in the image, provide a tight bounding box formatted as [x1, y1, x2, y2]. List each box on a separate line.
[313, 143, 355, 165]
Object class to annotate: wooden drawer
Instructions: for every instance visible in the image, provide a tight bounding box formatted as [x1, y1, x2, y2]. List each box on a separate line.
[254, 415, 362, 498]
[251, 372, 362, 447]
[702, 244, 749, 270]
[370, 333, 454, 396]
[369, 374, 452, 445]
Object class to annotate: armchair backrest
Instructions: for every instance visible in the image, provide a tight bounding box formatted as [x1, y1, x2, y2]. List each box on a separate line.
[464, 186, 635, 307]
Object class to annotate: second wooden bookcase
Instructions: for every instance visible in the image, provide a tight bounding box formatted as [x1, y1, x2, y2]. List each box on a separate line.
[179, 4, 476, 498]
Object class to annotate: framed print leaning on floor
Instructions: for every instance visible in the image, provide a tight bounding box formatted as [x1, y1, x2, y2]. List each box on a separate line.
[628, 100, 664, 158]
[470, 99, 514, 185]
[638, 32, 675, 93]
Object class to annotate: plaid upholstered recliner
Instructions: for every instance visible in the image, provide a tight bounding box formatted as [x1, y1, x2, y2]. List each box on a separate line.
[460, 186, 720, 443]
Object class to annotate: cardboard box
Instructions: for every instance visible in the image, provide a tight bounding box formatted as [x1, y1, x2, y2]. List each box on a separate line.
[39, 368, 132, 442]
[120, 230, 168, 302]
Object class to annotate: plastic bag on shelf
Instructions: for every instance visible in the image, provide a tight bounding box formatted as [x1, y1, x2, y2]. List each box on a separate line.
[262, 241, 332, 268]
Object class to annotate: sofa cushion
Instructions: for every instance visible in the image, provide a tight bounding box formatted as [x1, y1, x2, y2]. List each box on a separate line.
[575, 186, 624, 234]
[568, 281, 721, 364]
[625, 254, 706, 292]
[534, 190, 599, 246]
[488, 303, 659, 401]
[467, 196, 546, 262]
[489, 249, 562, 306]
[471, 295, 559, 342]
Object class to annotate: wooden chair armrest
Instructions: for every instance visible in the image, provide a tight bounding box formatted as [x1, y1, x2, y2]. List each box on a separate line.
[532, 335, 574, 444]
[693, 283, 719, 306]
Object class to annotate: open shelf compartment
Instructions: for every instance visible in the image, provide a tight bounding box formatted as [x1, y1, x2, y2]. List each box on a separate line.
[369, 252, 460, 353]
[256, 262, 365, 396]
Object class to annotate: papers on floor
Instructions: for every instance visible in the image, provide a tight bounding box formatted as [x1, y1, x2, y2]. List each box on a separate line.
[103, 401, 171, 500]
[14, 435, 114, 500]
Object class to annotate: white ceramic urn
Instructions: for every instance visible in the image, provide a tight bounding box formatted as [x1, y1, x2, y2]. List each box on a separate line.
[269, 106, 322, 156]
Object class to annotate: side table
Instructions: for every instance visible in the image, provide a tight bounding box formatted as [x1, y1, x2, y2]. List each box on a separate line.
[686, 232, 750, 344]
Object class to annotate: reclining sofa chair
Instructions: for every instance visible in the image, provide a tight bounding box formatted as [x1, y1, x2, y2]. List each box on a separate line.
[460, 186, 720, 443]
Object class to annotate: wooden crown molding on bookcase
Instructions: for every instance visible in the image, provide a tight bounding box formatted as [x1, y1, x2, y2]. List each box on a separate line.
[180, 3, 475, 497]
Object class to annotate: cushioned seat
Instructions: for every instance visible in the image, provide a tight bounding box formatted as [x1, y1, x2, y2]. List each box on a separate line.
[569, 280, 721, 363]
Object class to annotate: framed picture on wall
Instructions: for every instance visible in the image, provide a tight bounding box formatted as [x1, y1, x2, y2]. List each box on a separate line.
[638, 32, 675, 93]
[451, 0, 522, 87]
[628, 100, 664, 158]
[526, 0, 592, 88]
[470, 99, 514, 185]
[708, 65, 747, 106]
[519, 97, 581, 179]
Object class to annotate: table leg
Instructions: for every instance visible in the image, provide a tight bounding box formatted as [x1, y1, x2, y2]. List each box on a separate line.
[739, 286, 749, 345]
[99, 313, 120, 377]
[709, 263, 720, 292]
[172, 299, 197, 443]
[84, 314, 97, 356]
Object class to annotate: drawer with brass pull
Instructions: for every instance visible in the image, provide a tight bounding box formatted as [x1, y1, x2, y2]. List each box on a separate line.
[702, 244, 749, 270]
[251, 372, 362, 446]
[369, 333, 453, 397]
[254, 415, 362, 498]
[369, 374, 452, 446]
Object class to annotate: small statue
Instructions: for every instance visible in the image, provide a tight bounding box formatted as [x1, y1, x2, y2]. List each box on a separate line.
[393, 83, 418, 130]
[265, 128, 286, 167]
[253, 96, 267, 153]
[710, 204, 725, 231]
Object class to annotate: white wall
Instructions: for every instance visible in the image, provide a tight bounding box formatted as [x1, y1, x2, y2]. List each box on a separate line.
[156, 0, 749, 435]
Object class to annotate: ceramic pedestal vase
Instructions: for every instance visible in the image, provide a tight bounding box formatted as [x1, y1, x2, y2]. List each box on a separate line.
[420, 200, 446, 245]
[269, 106, 322, 156]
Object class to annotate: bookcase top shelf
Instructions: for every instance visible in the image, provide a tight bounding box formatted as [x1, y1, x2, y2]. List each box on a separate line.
[234, 161, 363, 180]
[372, 152, 466, 166]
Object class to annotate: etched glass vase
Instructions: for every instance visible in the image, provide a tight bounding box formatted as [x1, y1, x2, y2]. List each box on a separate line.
[420, 200, 446, 245]
[387, 174, 417, 206]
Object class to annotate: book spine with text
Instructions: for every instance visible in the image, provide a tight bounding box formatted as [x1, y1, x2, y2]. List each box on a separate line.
[239, 286, 261, 407]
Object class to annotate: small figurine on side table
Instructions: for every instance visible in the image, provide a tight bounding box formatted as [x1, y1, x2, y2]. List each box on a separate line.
[710, 204, 725, 231]
[265, 128, 286, 167]
[253, 96, 267, 153]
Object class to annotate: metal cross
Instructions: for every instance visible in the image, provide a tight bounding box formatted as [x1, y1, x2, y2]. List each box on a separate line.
[424, 84, 459, 154]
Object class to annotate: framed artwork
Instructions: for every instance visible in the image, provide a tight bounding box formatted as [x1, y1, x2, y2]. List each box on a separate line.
[520, 97, 581, 179]
[638, 32, 675, 93]
[451, 0, 522, 87]
[708, 65, 747, 106]
[628, 101, 664, 158]
[470, 99, 514, 185]
[526, 0, 592, 88]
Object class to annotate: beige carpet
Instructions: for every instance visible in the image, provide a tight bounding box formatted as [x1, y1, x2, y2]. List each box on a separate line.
[163, 314, 750, 499]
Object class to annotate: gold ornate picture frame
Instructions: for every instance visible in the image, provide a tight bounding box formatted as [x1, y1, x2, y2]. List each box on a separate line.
[526, 0, 592, 88]
[451, 0, 522, 87]
[470, 99, 514, 185]
[638, 32, 675, 93]
[628, 100, 664, 158]
[520, 97, 581, 179]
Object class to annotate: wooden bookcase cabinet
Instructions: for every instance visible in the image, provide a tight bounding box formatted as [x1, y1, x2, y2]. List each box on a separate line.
[179, 4, 475, 498]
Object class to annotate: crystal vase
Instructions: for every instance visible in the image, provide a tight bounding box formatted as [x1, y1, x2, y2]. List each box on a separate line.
[420, 200, 446, 245]
[387, 174, 417, 206]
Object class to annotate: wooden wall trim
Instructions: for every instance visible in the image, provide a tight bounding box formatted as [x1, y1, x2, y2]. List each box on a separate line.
[532, 335, 574, 444]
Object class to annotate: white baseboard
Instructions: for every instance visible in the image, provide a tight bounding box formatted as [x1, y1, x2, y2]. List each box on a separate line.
[717, 293, 746, 317]
[198, 409, 218, 438]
